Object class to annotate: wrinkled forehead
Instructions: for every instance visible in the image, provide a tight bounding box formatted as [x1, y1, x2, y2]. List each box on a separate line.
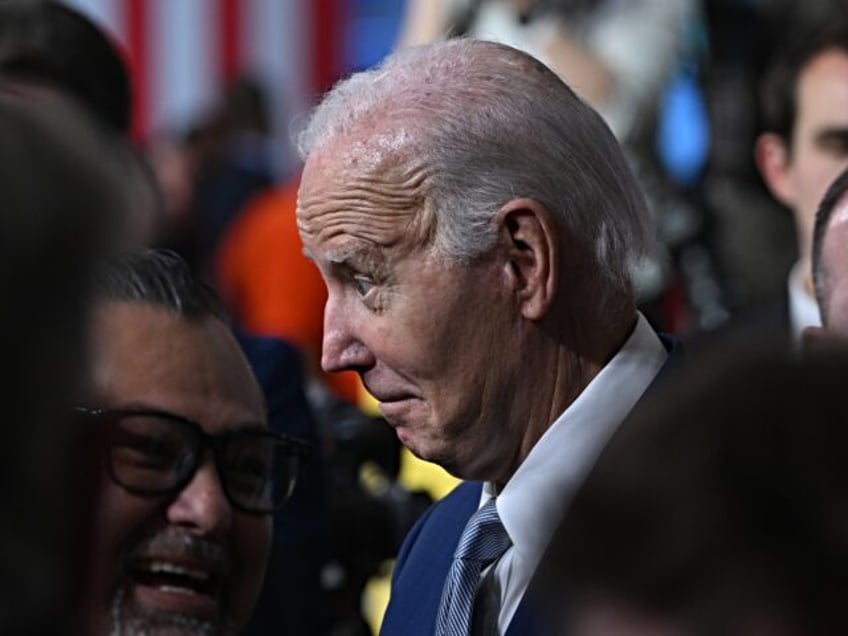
[297, 126, 433, 250]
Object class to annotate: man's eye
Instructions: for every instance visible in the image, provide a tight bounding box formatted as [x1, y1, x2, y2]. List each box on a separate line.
[353, 275, 375, 296]
[112, 434, 180, 469]
[818, 133, 848, 156]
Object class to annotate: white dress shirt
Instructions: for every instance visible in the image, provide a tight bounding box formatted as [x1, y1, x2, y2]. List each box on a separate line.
[787, 261, 822, 344]
[478, 312, 668, 634]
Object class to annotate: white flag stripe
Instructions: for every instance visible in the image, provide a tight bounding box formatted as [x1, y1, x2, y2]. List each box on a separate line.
[56, 0, 312, 146]
[148, 0, 219, 136]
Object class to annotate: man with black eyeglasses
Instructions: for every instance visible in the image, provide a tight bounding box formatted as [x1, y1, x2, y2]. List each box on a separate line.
[75, 249, 310, 635]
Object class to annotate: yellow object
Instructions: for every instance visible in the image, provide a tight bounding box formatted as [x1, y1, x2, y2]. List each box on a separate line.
[358, 385, 381, 416]
[359, 386, 461, 633]
[398, 447, 460, 500]
[362, 450, 461, 633]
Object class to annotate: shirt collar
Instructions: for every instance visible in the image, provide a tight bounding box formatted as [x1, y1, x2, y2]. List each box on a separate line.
[483, 312, 667, 572]
[788, 261, 821, 343]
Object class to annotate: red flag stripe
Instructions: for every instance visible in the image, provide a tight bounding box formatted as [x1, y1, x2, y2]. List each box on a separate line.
[124, 0, 148, 140]
[220, 0, 240, 83]
[310, 0, 345, 98]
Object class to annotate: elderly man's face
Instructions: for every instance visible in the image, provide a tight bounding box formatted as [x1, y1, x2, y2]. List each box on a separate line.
[83, 302, 271, 635]
[298, 143, 522, 480]
[820, 192, 848, 333]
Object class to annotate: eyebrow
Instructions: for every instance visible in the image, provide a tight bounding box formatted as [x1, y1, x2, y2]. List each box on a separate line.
[102, 402, 267, 431]
[815, 127, 848, 147]
[305, 244, 379, 269]
[327, 247, 365, 266]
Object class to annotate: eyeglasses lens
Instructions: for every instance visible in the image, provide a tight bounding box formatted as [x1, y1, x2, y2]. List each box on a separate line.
[106, 412, 302, 514]
[109, 414, 195, 493]
[222, 437, 300, 513]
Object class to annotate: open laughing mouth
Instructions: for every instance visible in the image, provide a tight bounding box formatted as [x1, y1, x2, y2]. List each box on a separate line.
[124, 557, 226, 621]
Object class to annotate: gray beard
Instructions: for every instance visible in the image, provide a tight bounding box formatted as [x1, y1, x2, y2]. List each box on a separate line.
[109, 587, 238, 636]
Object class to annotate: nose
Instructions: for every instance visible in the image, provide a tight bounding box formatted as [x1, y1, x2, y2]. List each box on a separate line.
[165, 454, 232, 538]
[321, 292, 376, 374]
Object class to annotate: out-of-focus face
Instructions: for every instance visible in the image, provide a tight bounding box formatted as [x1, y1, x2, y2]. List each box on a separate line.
[566, 599, 685, 636]
[819, 192, 848, 333]
[782, 48, 848, 261]
[83, 302, 271, 635]
[566, 598, 806, 636]
[297, 141, 524, 481]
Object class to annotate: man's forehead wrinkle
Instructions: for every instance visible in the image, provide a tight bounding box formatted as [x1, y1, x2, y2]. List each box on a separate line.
[298, 148, 430, 238]
[297, 183, 421, 229]
[311, 209, 411, 248]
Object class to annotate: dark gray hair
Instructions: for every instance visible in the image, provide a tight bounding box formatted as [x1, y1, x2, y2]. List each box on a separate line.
[298, 39, 653, 312]
[94, 248, 228, 322]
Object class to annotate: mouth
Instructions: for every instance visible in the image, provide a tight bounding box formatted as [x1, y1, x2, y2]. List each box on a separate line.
[371, 392, 410, 408]
[123, 556, 225, 621]
[375, 396, 422, 428]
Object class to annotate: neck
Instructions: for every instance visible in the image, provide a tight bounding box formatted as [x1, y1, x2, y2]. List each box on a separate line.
[500, 308, 637, 485]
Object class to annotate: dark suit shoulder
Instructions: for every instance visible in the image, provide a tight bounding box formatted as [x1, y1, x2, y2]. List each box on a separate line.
[381, 481, 481, 636]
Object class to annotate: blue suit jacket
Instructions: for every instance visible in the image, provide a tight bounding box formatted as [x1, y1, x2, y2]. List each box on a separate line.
[380, 334, 681, 636]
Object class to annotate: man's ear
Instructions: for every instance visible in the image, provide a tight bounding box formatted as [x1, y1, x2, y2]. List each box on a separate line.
[754, 132, 795, 207]
[495, 198, 558, 320]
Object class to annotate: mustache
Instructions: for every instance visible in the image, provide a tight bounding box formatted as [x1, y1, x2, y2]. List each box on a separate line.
[126, 530, 230, 571]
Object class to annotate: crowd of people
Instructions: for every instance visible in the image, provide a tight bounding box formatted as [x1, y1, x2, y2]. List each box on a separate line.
[4, 1, 848, 635]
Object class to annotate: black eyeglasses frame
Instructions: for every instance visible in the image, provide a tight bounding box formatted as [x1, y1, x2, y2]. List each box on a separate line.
[75, 406, 313, 515]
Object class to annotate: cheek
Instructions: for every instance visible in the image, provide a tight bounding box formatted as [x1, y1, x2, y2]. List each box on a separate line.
[86, 484, 159, 604]
[795, 150, 848, 199]
[360, 303, 442, 367]
[92, 482, 154, 550]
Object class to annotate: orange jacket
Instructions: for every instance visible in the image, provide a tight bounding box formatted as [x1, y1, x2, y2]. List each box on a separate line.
[216, 178, 360, 403]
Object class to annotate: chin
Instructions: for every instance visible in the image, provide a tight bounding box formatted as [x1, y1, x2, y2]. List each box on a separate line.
[407, 439, 462, 476]
[109, 586, 238, 636]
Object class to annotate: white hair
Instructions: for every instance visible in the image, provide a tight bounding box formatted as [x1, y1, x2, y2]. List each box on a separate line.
[298, 39, 654, 309]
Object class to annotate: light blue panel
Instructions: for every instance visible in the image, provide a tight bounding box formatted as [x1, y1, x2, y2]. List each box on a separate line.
[149, 0, 219, 135]
[657, 65, 710, 187]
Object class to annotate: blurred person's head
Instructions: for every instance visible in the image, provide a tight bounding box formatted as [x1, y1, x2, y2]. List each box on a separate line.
[222, 74, 271, 137]
[78, 249, 310, 635]
[296, 38, 653, 484]
[0, 0, 166, 246]
[0, 86, 128, 631]
[538, 344, 848, 635]
[0, 0, 131, 134]
[755, 18, 848, 290]
[806, 167, 848, 342]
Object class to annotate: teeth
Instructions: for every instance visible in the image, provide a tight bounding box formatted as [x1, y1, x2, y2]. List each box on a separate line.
[157, 585, 195, 595]
[146, 561, 210, 581]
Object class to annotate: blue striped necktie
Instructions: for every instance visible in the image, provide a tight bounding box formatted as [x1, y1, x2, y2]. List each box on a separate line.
[434, 498, 512, 636]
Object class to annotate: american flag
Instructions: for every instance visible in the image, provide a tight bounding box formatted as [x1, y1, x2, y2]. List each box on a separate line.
[61, 0, 349, 164]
